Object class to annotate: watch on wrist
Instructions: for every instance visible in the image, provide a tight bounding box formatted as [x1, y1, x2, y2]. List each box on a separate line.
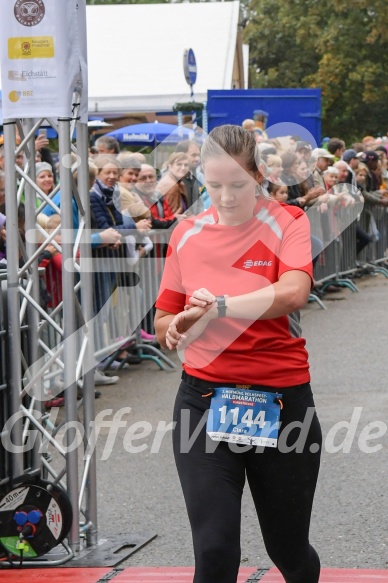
[215, 295, 227, 318]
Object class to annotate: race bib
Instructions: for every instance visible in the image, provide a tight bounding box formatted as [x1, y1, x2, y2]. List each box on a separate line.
[206, 387, 282, 448]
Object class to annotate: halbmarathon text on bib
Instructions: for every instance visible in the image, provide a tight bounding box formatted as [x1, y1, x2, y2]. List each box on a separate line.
[206, 387, 282, 448]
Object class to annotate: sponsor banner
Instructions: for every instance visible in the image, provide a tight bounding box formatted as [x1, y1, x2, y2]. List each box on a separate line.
[0, 0, 88, 120]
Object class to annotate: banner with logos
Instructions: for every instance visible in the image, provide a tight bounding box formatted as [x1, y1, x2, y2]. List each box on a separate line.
[0, 0, 88, 121]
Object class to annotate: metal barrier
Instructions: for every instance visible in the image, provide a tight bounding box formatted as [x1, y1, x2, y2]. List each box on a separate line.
[91, 232, 175, 371]
[357, 204, 388, 277]
[308, 200, 388, 306]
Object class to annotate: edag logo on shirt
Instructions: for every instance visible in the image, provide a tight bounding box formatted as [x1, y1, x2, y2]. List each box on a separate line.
[232, 240, 277, 275]
[243, 259, 272, 269]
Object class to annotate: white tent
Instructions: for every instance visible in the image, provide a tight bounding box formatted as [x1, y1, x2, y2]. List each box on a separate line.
[86, 1, 244, 114]
[0, 1, 246, 118]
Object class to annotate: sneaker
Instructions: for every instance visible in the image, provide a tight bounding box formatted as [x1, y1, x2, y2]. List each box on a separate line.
[140, 329, 156, 342]
[100, 359, 130, 371]
[94, 369, 119, 386]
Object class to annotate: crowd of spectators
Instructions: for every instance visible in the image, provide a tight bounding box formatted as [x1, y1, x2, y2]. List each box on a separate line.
[241, 120, 388, 295]
[0, 130, 206, 404]
[1, 123, 387, 403]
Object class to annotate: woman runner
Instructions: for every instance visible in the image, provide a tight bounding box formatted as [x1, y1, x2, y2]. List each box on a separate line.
[154, 125, 322, 583]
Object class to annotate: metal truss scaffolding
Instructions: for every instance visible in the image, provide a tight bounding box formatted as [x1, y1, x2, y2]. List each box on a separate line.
[1, 96, 97, 564]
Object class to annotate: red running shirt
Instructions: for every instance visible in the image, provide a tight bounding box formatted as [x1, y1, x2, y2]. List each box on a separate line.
[156, 199, 313, 387]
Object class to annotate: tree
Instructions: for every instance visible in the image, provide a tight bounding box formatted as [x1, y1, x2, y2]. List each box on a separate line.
[243, 0, 388, 142]
[86, 0, 169, 4]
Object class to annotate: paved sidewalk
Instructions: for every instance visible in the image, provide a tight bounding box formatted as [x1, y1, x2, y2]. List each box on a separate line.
[92, 275, 388, 571]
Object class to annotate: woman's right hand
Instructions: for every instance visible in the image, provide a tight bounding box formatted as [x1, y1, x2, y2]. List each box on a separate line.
[165, 304, 216, 350]
[185, 288, 216, 310]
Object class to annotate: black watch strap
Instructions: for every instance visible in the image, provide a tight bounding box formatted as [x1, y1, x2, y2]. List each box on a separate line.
[215, 295, 227, 318]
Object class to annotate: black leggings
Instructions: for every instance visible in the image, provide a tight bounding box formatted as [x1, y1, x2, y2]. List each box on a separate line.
[173, 373, 322, 583]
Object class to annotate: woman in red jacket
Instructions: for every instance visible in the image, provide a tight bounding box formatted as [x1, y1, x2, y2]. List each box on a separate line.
[154, 125, 321, 583]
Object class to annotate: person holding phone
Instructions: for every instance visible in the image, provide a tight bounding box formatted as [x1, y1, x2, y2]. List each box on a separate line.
[154, 125, 322, 583]
[35, 128, 57, 183]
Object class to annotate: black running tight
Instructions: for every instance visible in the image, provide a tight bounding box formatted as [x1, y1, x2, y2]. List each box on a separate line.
[173, 373, 322, 583]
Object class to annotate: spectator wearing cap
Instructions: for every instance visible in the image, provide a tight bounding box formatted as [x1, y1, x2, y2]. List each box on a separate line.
[295, 141, 312, 162]
[32, 162, 56, 212]
[327, 138, 346, 161]
[36, 162, 55, 197]
[342, 149, 359, 188]
[311, 148, 335, 189]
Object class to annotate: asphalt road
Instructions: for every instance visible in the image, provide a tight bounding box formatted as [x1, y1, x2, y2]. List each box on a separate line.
[92, 274, 388, 571]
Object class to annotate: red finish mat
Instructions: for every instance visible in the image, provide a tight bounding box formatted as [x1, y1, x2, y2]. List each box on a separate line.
[2, 566, 388, 583]
[0, 567, 111, 582]
[261, 567, 388, 582]
[113, 566, 257, 582]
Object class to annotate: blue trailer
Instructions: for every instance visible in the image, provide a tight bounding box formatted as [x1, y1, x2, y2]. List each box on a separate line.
[206, 88, 321, 146]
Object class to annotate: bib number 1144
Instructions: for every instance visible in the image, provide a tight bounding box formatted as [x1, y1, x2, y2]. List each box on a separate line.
[218, 406, 266, 428]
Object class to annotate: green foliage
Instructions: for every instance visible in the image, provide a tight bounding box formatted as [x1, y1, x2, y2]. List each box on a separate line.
[173, 102, 204, 112]
[86, 0, 170, 4]
[244, 0, 388, 142]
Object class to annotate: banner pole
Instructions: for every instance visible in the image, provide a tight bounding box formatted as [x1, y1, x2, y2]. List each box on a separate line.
[58, 117, 80, 553]
[4, 120, 24, 481]
[77, 121, 98, 546]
